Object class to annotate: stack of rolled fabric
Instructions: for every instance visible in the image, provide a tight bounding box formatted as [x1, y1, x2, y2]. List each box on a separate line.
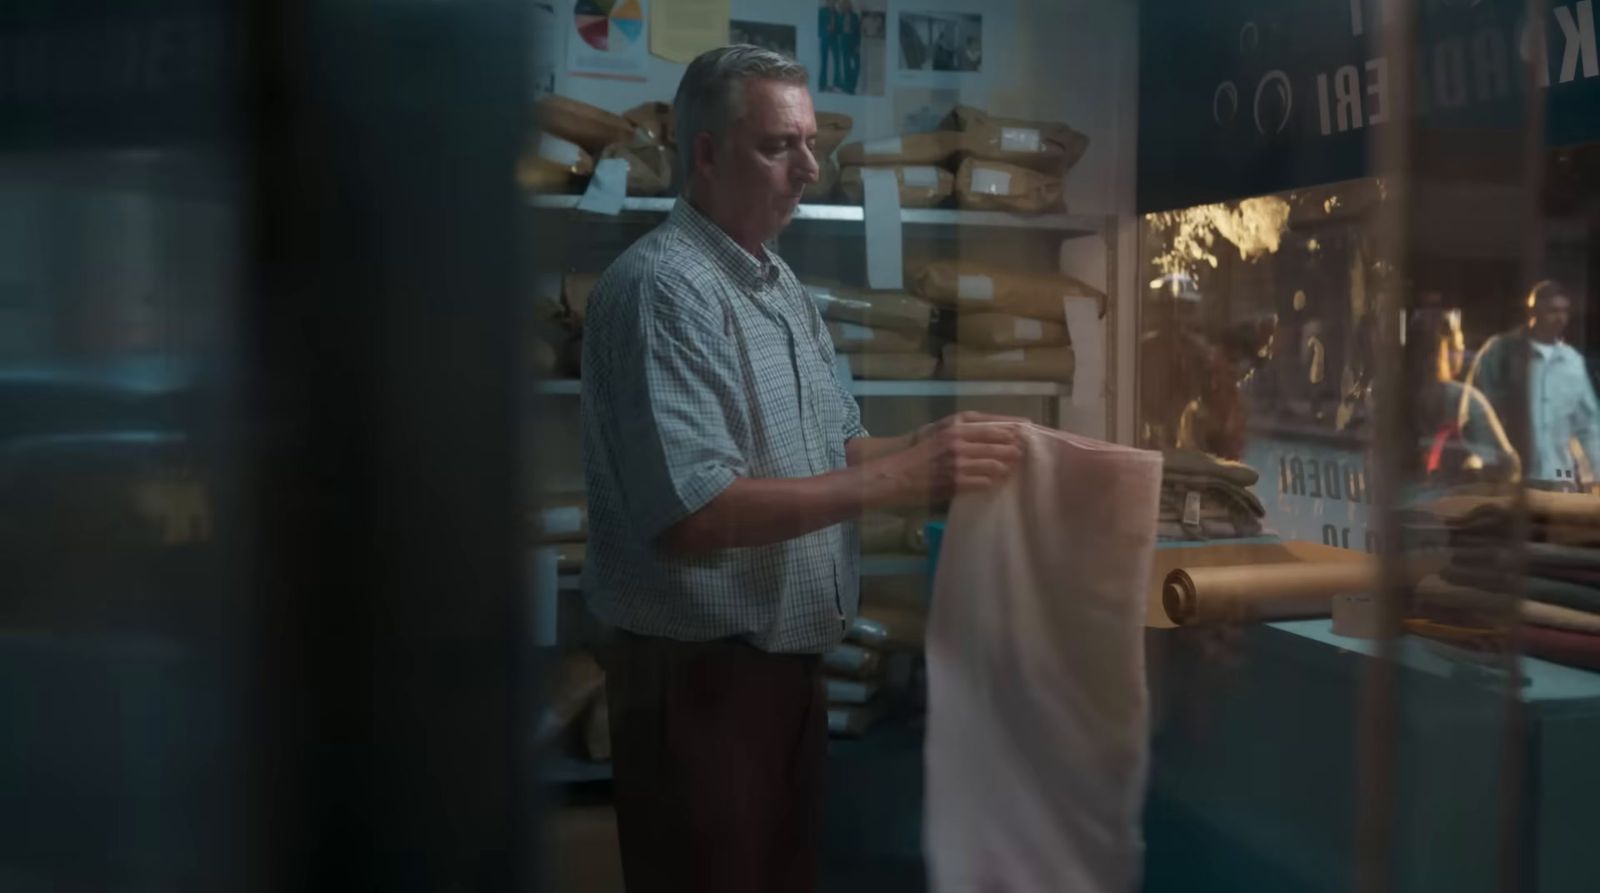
[1409, 491, 1600, 670]
[1156, 449, 1266, 541]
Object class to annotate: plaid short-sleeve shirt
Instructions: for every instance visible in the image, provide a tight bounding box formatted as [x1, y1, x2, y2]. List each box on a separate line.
[580, 200, 867, 653]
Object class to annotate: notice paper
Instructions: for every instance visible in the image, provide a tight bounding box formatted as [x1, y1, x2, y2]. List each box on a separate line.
[650, 0, 730, 63]
[1063, 295, 1103, 407]
[577, 157, 629, 215]
[861, 167, 904, 290]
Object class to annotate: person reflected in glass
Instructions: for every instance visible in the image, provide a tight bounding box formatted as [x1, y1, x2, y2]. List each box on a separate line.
[580, 46, 1025, 892]
[839, 0, 861, 94]
[1465, 280, 1600, 491]
[1405, 307, 1519, 484]
[817, 0, 840, 92]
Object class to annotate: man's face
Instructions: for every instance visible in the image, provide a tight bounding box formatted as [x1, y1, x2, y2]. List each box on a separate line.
[1531, 293, 1572, 342]
[701, 80, 819, 244]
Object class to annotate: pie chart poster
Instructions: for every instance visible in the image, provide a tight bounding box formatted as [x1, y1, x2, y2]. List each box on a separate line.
[568, 0, 649, 81]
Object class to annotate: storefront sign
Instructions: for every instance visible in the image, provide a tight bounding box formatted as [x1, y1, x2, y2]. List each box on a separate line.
[1242, 434, 1376, 552]
[1139, 0, 1600, 211]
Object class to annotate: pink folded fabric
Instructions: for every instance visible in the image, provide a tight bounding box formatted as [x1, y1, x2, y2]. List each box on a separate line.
[926, 424, 1162, 892]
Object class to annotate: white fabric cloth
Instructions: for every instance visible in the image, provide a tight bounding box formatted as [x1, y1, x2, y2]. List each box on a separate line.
[926, 424, 1162, 893]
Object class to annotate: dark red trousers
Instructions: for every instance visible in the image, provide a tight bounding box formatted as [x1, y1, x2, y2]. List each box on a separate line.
[603, 631, 827, 893]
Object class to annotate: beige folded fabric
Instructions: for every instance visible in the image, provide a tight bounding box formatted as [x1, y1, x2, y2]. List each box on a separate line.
[955, 158, 1064, 214]
[622, 101, 674, 145]
[860, 512, 909, 553]
[943, 104, 1090, 172]
[1415, 574, 1600, 634]
[828, 320, 929, 354]
[911, 260, 1104, 320]
[838, 131, 961, 167]
[816, 111, 854, 155]
[941, 344, 1074, 381]
[844, 351, 938, 380]
[839, 165, 955, 208]
[516, 134, 593, 192]
[601, 139, 674, 195]
[806, 283, 934, 332]
[563, 272, 601, 323]
[956, 313, 1070, 349]
[537, 94, 636, 153]
[805, 156, 840, 202]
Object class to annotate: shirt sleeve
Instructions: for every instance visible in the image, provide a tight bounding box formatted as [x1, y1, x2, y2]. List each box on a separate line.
[605, 275, 750, 543]
[1568, 357, 1600, 480]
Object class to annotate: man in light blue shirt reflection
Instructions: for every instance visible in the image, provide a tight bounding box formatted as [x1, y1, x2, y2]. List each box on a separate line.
[1466, 280, 1600, 490]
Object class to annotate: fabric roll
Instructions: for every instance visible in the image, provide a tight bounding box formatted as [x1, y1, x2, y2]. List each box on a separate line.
[927, 424, 1161, 893]
[824, 677, 881, 705]
[941, 104, 1091, 172]
[600, 139, 674, 195]
[844, 351, 937, 381]
[1163, 560, 1377, 626]
[837, 132, 961, 167]
[859, 512, 908, 554]
[536, 94, 636, 154]
[847, 604, 927, 649]
[622, 101, 674, 145]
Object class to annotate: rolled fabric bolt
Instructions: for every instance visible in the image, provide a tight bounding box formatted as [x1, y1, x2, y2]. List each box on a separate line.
[1162, 560, 1377, 626]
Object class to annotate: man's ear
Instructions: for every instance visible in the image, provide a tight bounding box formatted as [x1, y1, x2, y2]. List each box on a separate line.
[694, 131, 718, 184]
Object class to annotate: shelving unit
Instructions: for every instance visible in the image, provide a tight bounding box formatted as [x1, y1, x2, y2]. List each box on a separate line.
[533, 378, 1069, 398]
[526, 193, 1107, 238]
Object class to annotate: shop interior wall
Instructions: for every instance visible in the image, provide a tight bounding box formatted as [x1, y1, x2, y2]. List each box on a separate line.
[533, 0, 1140, 468]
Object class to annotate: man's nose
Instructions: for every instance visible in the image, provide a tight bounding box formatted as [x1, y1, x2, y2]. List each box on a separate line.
[797, 145, 821, 184]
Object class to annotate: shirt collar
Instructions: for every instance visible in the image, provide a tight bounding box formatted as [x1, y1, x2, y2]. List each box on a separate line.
[670, 198, 781, 291]
[1531, 338, 1559, 360]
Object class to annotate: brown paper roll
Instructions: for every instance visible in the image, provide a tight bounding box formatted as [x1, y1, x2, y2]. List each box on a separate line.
[1162, 560, 1376, 626]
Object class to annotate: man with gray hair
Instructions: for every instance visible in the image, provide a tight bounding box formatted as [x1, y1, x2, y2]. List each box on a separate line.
[581, 45, 1024, 890]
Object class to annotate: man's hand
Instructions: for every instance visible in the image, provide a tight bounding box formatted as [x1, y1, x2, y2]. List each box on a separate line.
[866, 413, 1028, 507]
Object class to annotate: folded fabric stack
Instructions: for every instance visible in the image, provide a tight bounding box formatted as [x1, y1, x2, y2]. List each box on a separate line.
[537, 649, 611, 763]
[532, 494, 588, 574]
[1408, 491, 1600, 670]
[834, 105, 1088, 214]
[1156, 449, 1266, 541]
[806, 282, 940, 380]
[827, 579, 928, 737]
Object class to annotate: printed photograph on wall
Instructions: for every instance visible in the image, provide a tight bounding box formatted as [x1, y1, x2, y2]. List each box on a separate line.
[898, 11, 981, 73]
[816, 0, 886, 96]
[729, 20, 797, 60]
